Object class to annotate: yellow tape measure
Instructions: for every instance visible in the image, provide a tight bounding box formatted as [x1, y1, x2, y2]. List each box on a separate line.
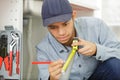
[62, 38, 78, 73]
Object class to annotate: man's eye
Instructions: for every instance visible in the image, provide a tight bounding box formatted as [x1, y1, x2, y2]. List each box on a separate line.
[49, 26, 56, 29]
[63, 23, 68, 26]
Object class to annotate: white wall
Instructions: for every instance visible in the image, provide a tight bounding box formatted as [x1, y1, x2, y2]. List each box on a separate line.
[102, 0, 120, 40]
[0, 0, 23, 32]
[102, 0, 120, 26]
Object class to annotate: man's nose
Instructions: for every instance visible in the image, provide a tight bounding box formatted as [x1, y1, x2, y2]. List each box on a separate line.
[58, 28, 65, 36]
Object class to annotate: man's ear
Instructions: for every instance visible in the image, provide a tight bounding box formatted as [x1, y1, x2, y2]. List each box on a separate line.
[72, 10, 77, 19]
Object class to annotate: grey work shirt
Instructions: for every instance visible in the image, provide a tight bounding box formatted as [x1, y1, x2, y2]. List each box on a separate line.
[36, 17, 120, 80]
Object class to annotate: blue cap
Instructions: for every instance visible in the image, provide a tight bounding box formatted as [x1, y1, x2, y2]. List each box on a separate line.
[42, 0, 72, 26]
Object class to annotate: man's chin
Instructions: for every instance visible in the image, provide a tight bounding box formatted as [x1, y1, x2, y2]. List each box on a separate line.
[57, 37, 73, 45]
[58, 39, 69, 45]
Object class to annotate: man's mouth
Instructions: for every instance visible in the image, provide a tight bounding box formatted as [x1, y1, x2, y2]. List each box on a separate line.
[58, 36, 69, 41]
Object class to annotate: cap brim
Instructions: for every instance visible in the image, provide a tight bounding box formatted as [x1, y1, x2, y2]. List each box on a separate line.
[43, 13, 72, 27]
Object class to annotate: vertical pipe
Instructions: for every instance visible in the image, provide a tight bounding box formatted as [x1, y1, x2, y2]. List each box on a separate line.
[27, 17, 33, 80]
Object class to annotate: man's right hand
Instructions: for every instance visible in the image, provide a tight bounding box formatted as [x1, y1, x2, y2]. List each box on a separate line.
[49, 59, 64, 80]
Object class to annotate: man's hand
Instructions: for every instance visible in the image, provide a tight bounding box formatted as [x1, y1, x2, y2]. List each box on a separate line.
[49, 59, 64, 80]
[72, 38, 97, 56]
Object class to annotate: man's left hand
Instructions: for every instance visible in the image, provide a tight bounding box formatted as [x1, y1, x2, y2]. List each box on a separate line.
[71, 38, 97, 56]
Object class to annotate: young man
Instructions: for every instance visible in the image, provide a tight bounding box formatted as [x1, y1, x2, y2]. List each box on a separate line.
[36, 0, 120, 80]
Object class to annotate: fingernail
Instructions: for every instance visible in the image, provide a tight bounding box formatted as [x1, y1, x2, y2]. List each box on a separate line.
[59, 59, 63, 63]
[61, 60, 64, 64]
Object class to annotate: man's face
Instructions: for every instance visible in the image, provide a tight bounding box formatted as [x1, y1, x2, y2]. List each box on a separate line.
[48, 18, 75, 46]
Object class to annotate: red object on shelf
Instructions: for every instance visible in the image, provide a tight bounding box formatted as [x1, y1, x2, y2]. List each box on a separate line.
[16, 51, 20, 74]
[9, 51, 13, 76]
[0, 57, 3, 69]
[4, 56, 9, 70]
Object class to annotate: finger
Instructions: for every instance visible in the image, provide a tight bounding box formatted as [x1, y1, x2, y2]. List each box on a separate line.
[78, 46, 90, 53]
[72, 38, 85, 46]
[82, 49, 93, 55]
[50, 59, 63, 67]
[52, 68, 62, 77]
[55, 73, 62, 80]
[71, 40, 84, 46]
[50, 67, 62, 80]
[52, 63, 63, 71]
[49, 63, 63, 73]
[78, 38, 85, 42]
[49, 61, 64, 73]
[51, 72, 62, 80]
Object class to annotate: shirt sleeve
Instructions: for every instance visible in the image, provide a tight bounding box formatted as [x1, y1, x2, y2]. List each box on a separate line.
[95, 19, 120, 61]
[36, 46, 50, 80]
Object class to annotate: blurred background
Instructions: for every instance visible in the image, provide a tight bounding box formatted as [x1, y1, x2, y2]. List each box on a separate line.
[0, 0, 120, 80]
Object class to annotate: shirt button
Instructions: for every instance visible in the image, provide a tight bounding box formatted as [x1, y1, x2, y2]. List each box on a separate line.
[83, 77, 86, 80]
[60, 50, 64, 53]
[77, 52, 80, 57]
[98, 56, 101, 59]
[79, 64, 81, 68]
